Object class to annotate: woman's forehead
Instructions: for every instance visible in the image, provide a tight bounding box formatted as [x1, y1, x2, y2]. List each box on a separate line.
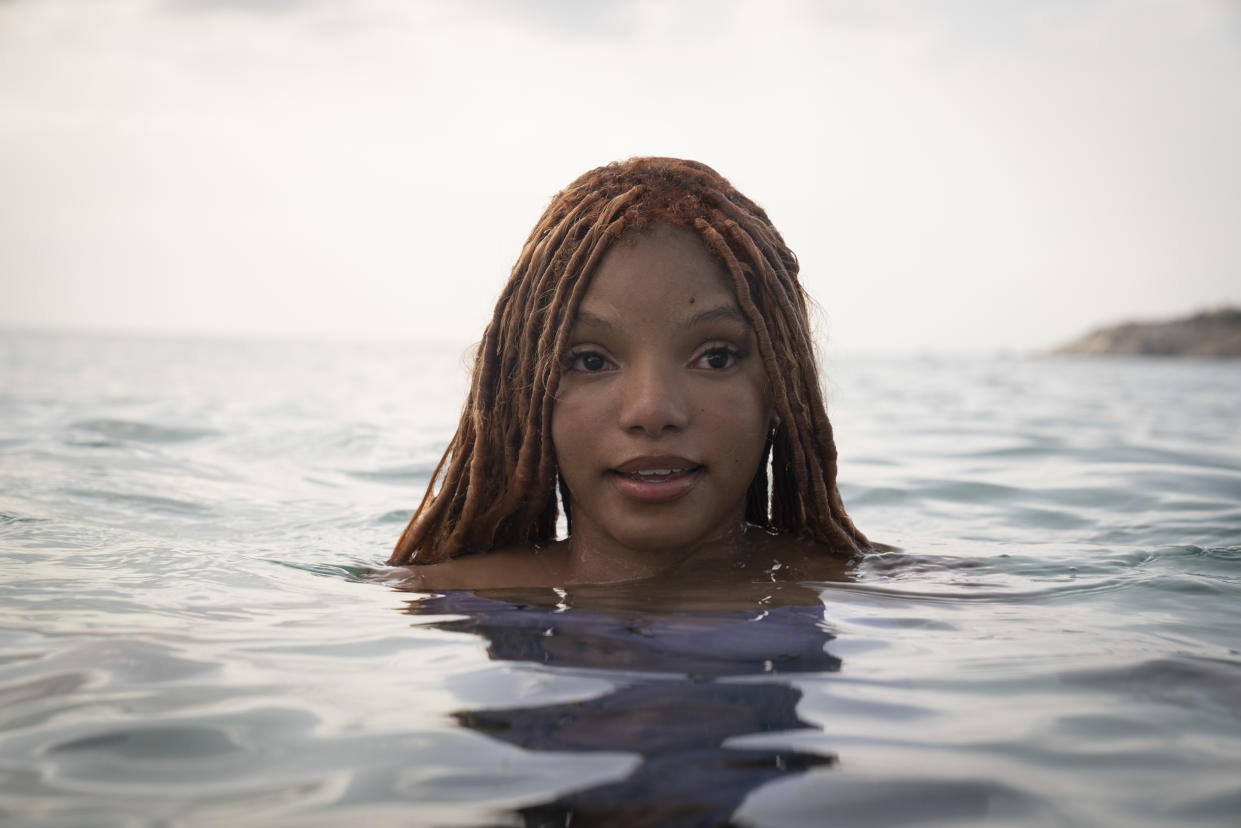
[580, 225, 739, 315]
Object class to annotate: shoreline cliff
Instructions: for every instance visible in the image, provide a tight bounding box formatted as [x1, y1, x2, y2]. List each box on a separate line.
[1051, 307, 1241, 358]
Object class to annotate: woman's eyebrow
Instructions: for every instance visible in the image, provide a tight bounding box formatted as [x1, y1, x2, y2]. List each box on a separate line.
[684, 305, 748, 328]
[572, 309, 616, 330]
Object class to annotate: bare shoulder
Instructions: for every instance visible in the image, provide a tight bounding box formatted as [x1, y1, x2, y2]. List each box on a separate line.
[375, 541, 572, 590]
[655, 529, 859, 586]
[736, 530, 860, 581]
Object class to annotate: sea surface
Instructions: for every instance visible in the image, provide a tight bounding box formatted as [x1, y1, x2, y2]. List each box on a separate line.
[1, 330, 1239, 827]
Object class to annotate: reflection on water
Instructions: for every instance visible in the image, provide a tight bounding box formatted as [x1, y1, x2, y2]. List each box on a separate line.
[406, 586, 841, 827]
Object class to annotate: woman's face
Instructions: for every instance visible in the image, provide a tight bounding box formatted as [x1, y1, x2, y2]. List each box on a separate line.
[551, 224, 772, 561]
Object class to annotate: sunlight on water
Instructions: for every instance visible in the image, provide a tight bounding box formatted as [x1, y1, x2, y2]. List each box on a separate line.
[1, 331, 1239, 826]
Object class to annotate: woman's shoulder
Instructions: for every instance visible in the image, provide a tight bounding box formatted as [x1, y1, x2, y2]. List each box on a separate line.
[670, 528, 859, 583]
[377, 541, 573, 590]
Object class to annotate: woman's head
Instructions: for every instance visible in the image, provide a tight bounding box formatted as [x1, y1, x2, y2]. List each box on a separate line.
[551, 222, 775, 561]
[390, 157, 867, 565]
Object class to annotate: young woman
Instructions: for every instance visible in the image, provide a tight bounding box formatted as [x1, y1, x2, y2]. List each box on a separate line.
[387, 157, 868, 588]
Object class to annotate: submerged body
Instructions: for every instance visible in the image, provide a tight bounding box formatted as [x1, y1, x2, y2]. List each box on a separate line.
[383, 527, 855, 592]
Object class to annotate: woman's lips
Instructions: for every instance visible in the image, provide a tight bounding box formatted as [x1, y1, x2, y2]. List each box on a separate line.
[608, 457, 703, 504]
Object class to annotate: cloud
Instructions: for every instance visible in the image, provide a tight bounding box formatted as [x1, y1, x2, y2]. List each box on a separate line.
[475, 0, 639, 36]
[160, 0, 643, 37]
[165, 0, 326, 15]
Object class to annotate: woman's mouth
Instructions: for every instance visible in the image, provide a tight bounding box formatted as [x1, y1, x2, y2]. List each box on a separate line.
[608, 457, 703, 503]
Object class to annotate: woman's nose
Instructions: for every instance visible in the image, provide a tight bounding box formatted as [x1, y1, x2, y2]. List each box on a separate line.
[617, 358, 690, 436]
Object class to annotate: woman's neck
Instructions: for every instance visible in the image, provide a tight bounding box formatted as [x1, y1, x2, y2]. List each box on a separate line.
[564, 522, 750, 585]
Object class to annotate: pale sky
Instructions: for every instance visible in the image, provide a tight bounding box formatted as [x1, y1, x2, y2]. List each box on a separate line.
[3, 0, 1239, 355]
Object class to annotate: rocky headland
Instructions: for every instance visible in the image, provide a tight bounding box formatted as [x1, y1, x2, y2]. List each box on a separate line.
[1052, 307, 1241, 358]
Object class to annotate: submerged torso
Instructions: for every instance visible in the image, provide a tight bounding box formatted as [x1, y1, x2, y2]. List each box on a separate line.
[380, 528, 857, 598]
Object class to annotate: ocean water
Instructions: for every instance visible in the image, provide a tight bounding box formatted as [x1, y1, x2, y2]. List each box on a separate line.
[1, 330, 1239, 827]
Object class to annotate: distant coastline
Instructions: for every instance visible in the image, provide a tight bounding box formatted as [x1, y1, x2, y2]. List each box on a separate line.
[1051, 307, 1241, 358]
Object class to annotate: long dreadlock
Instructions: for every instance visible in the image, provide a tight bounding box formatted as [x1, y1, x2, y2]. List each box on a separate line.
[390, 157, 868, 565]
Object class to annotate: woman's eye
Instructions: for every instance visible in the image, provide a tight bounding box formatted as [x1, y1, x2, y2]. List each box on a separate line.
[569, 351, 611, 372]
[696, 346, 740, 370]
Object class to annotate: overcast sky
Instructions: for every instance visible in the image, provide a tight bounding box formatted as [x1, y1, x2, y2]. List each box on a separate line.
[3, 0, 1238, 355]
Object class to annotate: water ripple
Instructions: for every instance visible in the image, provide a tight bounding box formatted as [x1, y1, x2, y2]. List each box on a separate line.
[70, 418, 216, 444]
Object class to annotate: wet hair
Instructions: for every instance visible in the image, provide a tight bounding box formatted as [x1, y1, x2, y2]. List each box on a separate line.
[390, 157, 868, 565]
